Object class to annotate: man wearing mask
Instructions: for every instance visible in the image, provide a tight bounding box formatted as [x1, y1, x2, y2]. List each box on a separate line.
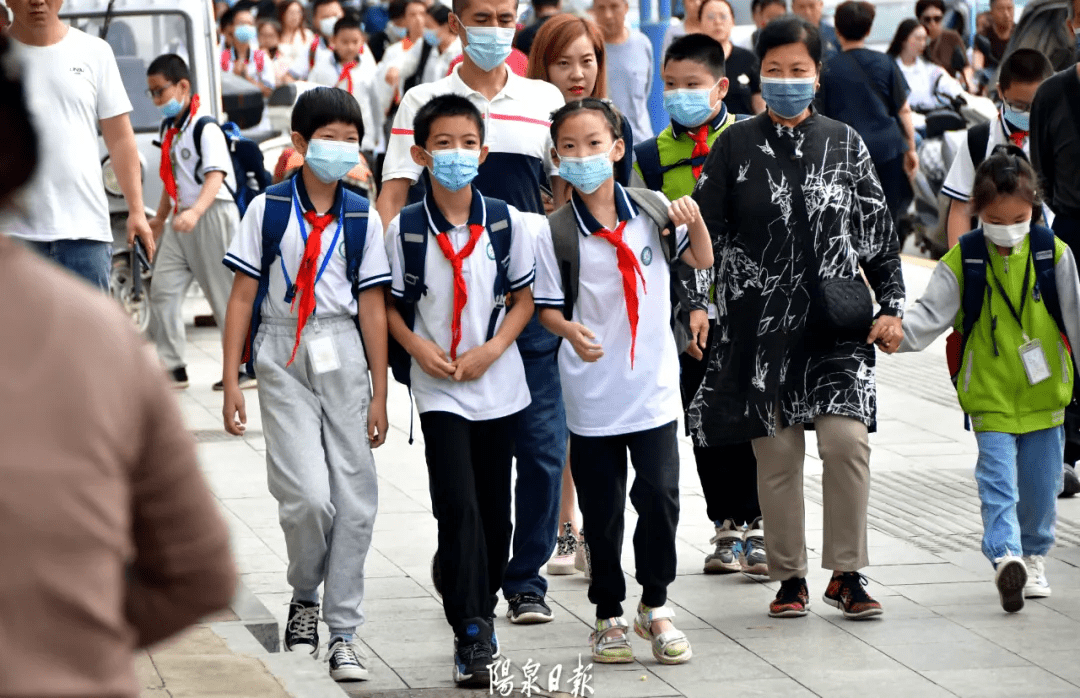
[286, 0, 344, 81]
[792, 0, 838, 58]
[377, 0, 571, 628]
[593, 0, 654, 143]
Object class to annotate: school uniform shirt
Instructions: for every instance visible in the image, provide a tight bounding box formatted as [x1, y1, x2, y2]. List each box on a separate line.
[386, 190, 536, 421]
[533, 184, 690, 437]
[288, 35, 335, 81]
[428, 38, 462, 84]
[224, 175, 391, 318]
[383, 64, 564, 215]
[3, 28, 132, 243]
[160, 106, 237, 210]
[942, 111, 1030, 203]
[221, 46, 277, 90]
[308, 53, 380, 153]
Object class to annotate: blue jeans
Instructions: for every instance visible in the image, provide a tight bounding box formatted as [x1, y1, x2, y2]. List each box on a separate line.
[503, 313, 568, 599]
[974, 427, 1063, 564]
[26, 239, 112, 292]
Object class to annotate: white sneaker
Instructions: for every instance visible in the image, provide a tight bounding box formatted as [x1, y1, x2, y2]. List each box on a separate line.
[994, 555, 1028, 613]
[1023, 555, 1052, 598]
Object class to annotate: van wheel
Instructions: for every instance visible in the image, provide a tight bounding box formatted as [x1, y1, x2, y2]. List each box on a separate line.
[110, 253, 152, 333]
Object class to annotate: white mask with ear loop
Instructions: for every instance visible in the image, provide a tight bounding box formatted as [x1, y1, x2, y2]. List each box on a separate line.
[982, 218, 1031, 248]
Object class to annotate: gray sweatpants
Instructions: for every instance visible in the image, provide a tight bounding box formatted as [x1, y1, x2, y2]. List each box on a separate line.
[255, 315, 378, 634]
[150, 199, 239, 370]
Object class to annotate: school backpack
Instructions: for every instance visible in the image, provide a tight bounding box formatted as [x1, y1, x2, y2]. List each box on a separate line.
[633, 112, 741, 192]
[948, 224, 1067, 386]
[387, 197, 514, 388]
[192, 117, 273, 216]
[243, 179, 372, 375]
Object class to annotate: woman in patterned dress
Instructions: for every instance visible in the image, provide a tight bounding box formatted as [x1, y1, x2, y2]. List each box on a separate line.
[690, 15, 905, 621]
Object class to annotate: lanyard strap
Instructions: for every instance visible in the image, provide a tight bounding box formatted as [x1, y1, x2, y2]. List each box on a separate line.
[988, 252, 1033, 336]
[280, 180, 344, 301]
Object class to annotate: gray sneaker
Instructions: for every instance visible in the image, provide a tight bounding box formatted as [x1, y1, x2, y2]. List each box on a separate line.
[705, 519, 742, 574]
[742, 517, 768, 576]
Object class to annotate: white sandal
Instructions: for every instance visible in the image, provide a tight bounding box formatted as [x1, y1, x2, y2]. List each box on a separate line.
[589, 617, 634, 664]
[633, 605, 692, 665]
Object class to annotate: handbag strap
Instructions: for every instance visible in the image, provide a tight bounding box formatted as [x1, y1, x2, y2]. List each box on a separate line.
[757, 115, 819, 283]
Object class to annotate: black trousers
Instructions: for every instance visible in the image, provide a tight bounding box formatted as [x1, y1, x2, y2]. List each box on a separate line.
[1053, 216, 1080, 465]
[679, 321, 762, 525]
[420, 411, 516, 635]
[874, 154, 914, 230]
[570, 421, 680, 619]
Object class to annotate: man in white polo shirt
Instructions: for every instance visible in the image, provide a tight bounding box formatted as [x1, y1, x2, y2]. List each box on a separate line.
[375, 0, 570, 626]
[5, 0, 154, 291]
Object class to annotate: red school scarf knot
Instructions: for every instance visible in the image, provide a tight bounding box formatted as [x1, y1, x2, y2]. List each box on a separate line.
[1009, 129, 1028, 148]
[337, 60, 358, 92]
[688, 125, 710, 179]
[591, 220, 647, 368]
[433, 223, 485, 361]
[159, 94, 200, 214]
[285, 210, 336, 367]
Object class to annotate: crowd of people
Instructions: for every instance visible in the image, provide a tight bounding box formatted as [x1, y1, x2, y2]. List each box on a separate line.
[5, 0, 1080, 694]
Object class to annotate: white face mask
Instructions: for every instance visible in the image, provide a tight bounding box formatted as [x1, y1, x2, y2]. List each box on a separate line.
[982, 218, 1031, 248]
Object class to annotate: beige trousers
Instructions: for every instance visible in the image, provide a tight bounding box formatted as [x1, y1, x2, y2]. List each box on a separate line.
[752, 414, 871, 581]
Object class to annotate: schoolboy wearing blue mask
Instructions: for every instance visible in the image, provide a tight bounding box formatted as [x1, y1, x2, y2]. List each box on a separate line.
[220, 6, 277, 97]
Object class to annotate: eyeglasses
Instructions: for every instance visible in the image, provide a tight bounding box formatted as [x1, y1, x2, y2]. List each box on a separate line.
[920, 13, 944, 24]
[146, 83, 174, 99]
[1004, 100, 1032, 113]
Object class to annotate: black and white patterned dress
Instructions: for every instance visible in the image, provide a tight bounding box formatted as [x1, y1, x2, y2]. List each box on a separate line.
[688, 111, 905, 447]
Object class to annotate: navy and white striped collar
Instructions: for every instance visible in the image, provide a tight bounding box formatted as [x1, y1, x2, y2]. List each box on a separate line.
[422, 187, 487, 233]
[570, 182, 637, 236]
[671, 103, 729, 138]
[293, 172, 344, 215]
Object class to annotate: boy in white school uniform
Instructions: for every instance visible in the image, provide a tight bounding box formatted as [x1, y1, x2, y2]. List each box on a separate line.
[385, 94, 536, 687]
[534, 100, 712, 666]
[308, 15, 380, 154]
[287, 0, 345, 81]
[146, 54, 248, 390]
[221, 87, 391, 683]
[219, 5, 277, 97]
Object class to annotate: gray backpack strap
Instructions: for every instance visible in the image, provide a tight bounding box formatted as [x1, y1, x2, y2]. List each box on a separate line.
[548, 203, 580, 322]
[624, 187, 677, 262]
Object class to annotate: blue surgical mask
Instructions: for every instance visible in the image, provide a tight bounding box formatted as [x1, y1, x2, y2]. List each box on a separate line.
[160, 97, 184, 119]
[760, 76, 817, 119]
[664, 82, 720, 128]
[305, 138, 360, 183]
[558, 145, 616, 195]
[386, 22, 407, 41]
[463, 26, 515, 72]
[427, 148, 481, 191]
[234, 24, 258, 45]
[423, 29, 440, 47]
[1003, 103, 1030, 132]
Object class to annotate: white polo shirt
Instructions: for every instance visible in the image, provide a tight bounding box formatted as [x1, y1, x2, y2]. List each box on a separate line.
[288, 36, 336, 80]
[308, 52, 380, 153]
[160, 107, 237, 210]
[221, 47, 277, 89]
[534, 184, 689, 437]
[224, 175, 391, 318]
[386, 190, 536, 421]
[383, 64, 564, 215]
[942, 111, 1029, 203]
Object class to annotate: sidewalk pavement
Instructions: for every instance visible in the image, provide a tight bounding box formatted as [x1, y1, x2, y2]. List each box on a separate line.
[169, 258, 1080, 697]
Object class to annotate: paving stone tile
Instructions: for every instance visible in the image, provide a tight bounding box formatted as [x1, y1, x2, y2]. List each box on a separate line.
[877, 639, 1032, 671]
[865, 563, 984, 586]
[920, 666, 1080, 697]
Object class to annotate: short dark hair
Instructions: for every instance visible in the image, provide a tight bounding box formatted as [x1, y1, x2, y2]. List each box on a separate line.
[147, 53, 191, 84]
[971, 145, 1041, 214]
[534, 0, 561, 10]
[752, 0, 787, 10]
[833, 1, 875, 41]
[413, 94, 485, 147]
[998, 48, 1053, 90]
[0, 35, 38, 205]
[665, 33, 727, 79]
[291, 86, 366, 143]
[389, 0, 424, 20]
[915, 0, 945, 19]
[755, 14, 822, 63]
[429, 4, 451, 25]
[219, 6, 239, 31]
[549, 98, 623, 143]
[334, 13, 363, 35]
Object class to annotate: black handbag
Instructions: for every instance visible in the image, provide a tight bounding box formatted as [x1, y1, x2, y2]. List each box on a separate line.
[759, 116, 875, 336]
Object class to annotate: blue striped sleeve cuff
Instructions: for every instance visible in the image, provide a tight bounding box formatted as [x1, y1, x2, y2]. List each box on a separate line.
[509, 268, 535, 292]
[224, 253, 260, 279]
[356, 273, 392, 292]
[534, 297, 565, 310]
[676, 236, 691, 258]
[941, 185, 970, 203]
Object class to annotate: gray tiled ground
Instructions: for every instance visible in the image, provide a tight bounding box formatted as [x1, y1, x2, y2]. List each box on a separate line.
[173, 260, 1080, 697]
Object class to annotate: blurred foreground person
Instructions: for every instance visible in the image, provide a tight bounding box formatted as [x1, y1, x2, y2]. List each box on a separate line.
[0, 35, 237, 698]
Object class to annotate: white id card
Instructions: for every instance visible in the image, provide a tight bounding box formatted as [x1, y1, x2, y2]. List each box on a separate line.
[1019, 338, 1052, 385]
[308, 335, 341, 375]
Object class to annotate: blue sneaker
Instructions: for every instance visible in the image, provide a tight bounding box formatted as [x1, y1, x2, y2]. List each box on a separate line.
[705, 519, 743, 574]
[489, 616, 500, 658]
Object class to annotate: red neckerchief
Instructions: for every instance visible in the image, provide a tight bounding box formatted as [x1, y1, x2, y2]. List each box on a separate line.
[591, 220, 647, 368]
[286, 210, 335, 366]
[159, 94, 200, 214]
[337, 59, 358, 92]
[688, 125, 710, 179]
[1009, 130, 1028, 148]
[433, 224, 485, 360]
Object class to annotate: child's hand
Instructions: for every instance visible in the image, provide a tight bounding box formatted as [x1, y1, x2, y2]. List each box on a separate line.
[867, 315, 904, 353]
[686, 309, 709, 360]
[385, 67, 401, 87]
[222, 386, 247, 436]
[667, 196, 701, 231]
[413, 337, 456, 379]
[451, 343, 498, 382]
[233, 60, 246, 77]
[148, 215, 165, 241]
[568, 323, 603, 362]
[173, 209, 200, 233]
[368, 398, 388, 448]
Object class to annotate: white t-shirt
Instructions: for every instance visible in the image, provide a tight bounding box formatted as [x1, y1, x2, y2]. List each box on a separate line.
[386, 192, 537, 421]
[221, 47, 277, 89]
[896, 56, 965, 113]
[942, 112, 1029, 203]
[534, 185, 689, 437]
[308, 52, 380, 152]
[161, 107, 237, 210]
[288, 36, 335, 80]
[5, 28, 132, 243]
[224, 177, 391, 318]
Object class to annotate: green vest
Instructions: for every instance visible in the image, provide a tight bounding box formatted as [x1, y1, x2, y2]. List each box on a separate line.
[944, 236, 1074, 433]
[633, 111, 736, 201]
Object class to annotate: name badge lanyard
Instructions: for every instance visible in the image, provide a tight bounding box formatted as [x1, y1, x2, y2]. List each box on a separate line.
[988, 253, 1034, 343]
[281, 179, 343, 307]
